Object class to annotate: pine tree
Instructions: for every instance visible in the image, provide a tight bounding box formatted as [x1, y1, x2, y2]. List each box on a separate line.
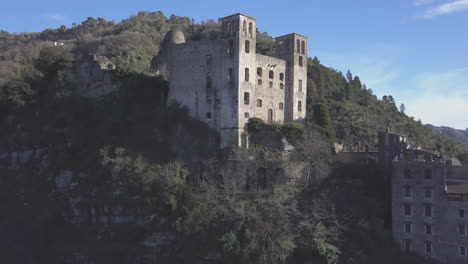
[399, 103, 406, 114]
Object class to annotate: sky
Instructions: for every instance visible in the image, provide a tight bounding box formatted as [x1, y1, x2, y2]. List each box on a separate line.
[1, 0, 467, 129]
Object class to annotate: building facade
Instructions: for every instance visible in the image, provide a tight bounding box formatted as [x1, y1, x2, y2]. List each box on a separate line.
[392, 160, 468, 263]
[154, 13, 308, 148]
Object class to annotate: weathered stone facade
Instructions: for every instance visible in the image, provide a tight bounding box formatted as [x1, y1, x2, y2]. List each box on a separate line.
[392, 160, 468, 263]
[154, 13, 308, 148]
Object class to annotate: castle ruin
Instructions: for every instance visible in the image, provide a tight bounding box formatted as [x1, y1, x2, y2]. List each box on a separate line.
[154, 13, 308, 148]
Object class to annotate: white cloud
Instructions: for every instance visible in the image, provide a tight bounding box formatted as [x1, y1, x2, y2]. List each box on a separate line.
[414, 0, 437, 6]
[44, 13, 66, 21]
[421, 0, 468, 18]
[405, 68, 468, 129]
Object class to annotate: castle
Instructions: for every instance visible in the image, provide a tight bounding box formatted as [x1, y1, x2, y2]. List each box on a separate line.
[154, 13, 308, 148]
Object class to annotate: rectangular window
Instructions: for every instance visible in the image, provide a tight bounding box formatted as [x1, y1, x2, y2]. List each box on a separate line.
[228, 39, 234, 54]
[299, 56, 303, 67]
[280, 83, 284, 90]
[299, 79, 303, 92]
[459, 224, 466, 235]
[206, 96, 212, 104]
[424, 186, 433, 198]
[404, 204, 412, 216]
[460, 247, 466, 256]
[269, 81, 273, 88]
[258, 79, 262, 85]
[257, 99, 262, 107]
[245, 40, 250, 53]
[404, 240, 412, 253]
[425, 224, 432, 235]
[244, 92, 250, 105]
[404, 222, 412, 233]
[257, 67, 262, 77]
[424, 204, 432, 217]
[269, 70, 274, 79]
[244, 112, 249, 118]
[425, 242, 432, 254]
[298, 101, 302, 112]
[404, 186, 412, 198]
[245, 68, 249, 82]
[206, 112, 212, 119]
[404, 169, 412, 179]
[227, 68, 233, 80]
[425, 168, 432, 179]
[279, 102, 284, 110]
[460, 209, 465, 218]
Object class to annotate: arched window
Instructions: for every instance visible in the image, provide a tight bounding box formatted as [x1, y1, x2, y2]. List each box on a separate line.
[298, 101, 302, 112]
[243, 20, 246, 32]
[268, 109, 273, 123]
[301, 40, 305, 54]
[299, 79, 303, 92]
[244, 92, 250, 105]
[269, 81, 273, 88]
[297, 39, 300, 53]
[279, 73, 284, 81]
[245, 68, 249, 82]
[299, 56, 303, 67]
[245, 40, 250, 53]
[279, 102, 284, 110]
[248, 22, 253, 34]
[269, 70, 274, 79]
[280, 83, 284, 90]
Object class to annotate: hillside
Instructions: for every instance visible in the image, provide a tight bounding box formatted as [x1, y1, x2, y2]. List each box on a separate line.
[426, 124, 468, 151]
[0, 11, 457, 264]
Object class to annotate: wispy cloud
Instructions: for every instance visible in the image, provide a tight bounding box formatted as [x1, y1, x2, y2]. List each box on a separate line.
[419, 0, 468, 19]
[44, 12, 66, 22]
[405, 68, 468, 129]
[413, 0, 437, 6]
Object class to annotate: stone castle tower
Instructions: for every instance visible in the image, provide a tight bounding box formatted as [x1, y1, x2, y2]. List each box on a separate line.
[154, 13, 308, 148]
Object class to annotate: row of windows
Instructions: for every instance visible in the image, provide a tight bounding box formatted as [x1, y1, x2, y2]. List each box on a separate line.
[243, 93, 303, 111]
[404, 168, 433, 179]
[256, 68, 284, 80]
[403, 186, 433, 199]
[403, 203, 433, 217]
[403, 240, 466, 256]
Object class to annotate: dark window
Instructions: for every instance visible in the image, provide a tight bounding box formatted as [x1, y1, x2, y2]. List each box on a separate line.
[425, 224, 432, 235]
[404, 169, 412, 179]
[244, 112, 249, 118]
[257, 67, 262, 77]
[245, 68, 249, 82]
[244, 92, 250, 105]
[243, 20, 246, 32]
[296, 39, 300, 53]
[228, 39, 234, 54]
[299, 56, 303, 67]
[279, 102, 284, 110]
[269, 70, 274, 79]
[206, 55, 212, 65]
[404, 204, 411, 216]
[425, 168, 432, 179]
[460, 209, 465, 218]
[206, 74, 212, 89]
[425, 242, 432, 253]
[404, 186, 412, 197]
[298, 101, 302, 112]
[299, 79, 303, 92]
[424, 186, 433, 198]
[280, 83, 284, 90]
[245, 40, 250, 53]
[404, 222, 412, 233]
[227, 68, 233, 80]
[404, 240, 412, 253]
[460, 247, 466, 256]
[268, 109, 273, 123]
[248, 22, 253, 34]
[206, 112, 212, 119]
[459, 224, 466, 235]
[424, 204, 432, 217]
[279, 73, 284, 81]
[257, 99, 262, 107]
[269, 81, 273, 88]
[206, 96, 212, 104]
[301, 40, 305, 54]
[258, 79, 262, 85]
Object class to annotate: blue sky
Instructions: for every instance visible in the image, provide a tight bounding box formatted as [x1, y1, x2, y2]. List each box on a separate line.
[1, 0, 467, 129]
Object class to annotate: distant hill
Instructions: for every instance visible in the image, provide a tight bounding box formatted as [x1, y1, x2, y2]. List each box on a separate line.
[427, 124, 468, 151]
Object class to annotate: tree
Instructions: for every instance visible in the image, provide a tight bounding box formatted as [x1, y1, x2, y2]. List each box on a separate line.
[346, 70, 353, 83]
[311, 103, 336, 143]
[399, 103, 406, 114]
[388, 95, 395, 105]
